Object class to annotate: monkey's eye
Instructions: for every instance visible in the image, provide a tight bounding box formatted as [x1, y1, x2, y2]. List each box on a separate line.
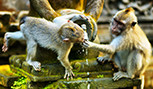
[72, 32, 79, 37]
[70, 29, 74, 32]
[70, 28, 75, 32]
[114, 18, 124, 25]
[131, 22, 136, 27]
[72, 33, 77, 37]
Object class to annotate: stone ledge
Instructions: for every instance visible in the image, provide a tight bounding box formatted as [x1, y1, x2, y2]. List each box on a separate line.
[43, 78, 141, 89]
[0, 65, 20, 87]
[9, 55, 114, 77]
[10, 65, 113, 82]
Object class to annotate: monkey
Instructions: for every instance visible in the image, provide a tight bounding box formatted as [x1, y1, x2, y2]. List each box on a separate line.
[3, 14, 87, 80]
[2, 13, 91, 52]
[83, 7, 152, 88]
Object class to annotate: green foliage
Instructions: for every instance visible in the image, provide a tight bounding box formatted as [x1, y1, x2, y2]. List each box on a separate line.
[11, 77, 27, 89]
[97, 74, 104, 78]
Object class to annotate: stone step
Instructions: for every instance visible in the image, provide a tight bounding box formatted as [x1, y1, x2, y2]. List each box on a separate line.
[28, 77, 141, 89]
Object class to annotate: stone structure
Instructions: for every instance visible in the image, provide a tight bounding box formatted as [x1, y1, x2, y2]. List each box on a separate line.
[0, 0, 153, 88]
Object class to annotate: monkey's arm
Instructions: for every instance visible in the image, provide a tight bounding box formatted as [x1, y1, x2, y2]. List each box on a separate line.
[2, 31, 25, 52]
[84, 41, 115, 54]
[84, 0, 104, 21]
[29, 0, 60, 21]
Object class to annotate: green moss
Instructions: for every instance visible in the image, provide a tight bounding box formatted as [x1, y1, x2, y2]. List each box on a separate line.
[97, 74, 104, 78]
[11, 77, 27, 89]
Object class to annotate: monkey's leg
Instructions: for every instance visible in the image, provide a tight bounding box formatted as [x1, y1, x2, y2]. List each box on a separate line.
[26, 40, 41, 71]
[113, 50, 143, 81]
[2, 31, 25, 52]
[57, 47, 74, 80]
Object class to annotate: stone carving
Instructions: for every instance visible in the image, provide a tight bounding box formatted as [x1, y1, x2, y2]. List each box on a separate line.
[102, 0, 153, 16]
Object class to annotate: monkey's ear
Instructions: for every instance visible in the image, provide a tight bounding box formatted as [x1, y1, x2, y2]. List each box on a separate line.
[131, 22, 136, 27]
[63, 38, 70, 42]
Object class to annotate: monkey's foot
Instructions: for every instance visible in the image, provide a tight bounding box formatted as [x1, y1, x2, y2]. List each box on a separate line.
[71, 14, 90, 22]
[97, 56, 112, 64]
[29, 61, 41, 71]
[64, 69, 75, 80]
[79, 15, 90, 21]
[97, 57, 108, 63]
[113, 71, 129, 81]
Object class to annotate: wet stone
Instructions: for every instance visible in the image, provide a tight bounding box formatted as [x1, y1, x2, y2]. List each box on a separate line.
[9, 55, 26, 68]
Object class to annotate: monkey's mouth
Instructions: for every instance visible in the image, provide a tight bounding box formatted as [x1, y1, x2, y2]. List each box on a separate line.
[111, 30, 120, 36]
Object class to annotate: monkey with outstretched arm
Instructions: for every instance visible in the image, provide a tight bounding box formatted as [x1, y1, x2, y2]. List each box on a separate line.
[21, 14, 86, 80]
[83, 7, 152, 88]
[3, 14, 87, 80]
[2, 12, 92, 52]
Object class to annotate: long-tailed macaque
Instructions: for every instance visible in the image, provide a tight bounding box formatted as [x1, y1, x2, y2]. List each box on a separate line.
[2, 13, 91, 53]
[83, 7, 152, 88]
[3, 14, 87, 80]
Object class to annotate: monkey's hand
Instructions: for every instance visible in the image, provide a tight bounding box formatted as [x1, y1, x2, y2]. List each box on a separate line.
[64, 68, 75, 80]
[113, 71, 129, 81]
[82, 40, 90, 48]
[28, 61, 41, 71]
[2, 42, 8, 52]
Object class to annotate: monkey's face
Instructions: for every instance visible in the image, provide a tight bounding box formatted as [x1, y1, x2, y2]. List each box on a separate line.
[110, 7, 137, 37]
[60, 22, 84, 43]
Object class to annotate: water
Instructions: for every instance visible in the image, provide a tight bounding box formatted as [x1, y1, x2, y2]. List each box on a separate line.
[85, 48, 90, 89]
[87, 77, 90, 89]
